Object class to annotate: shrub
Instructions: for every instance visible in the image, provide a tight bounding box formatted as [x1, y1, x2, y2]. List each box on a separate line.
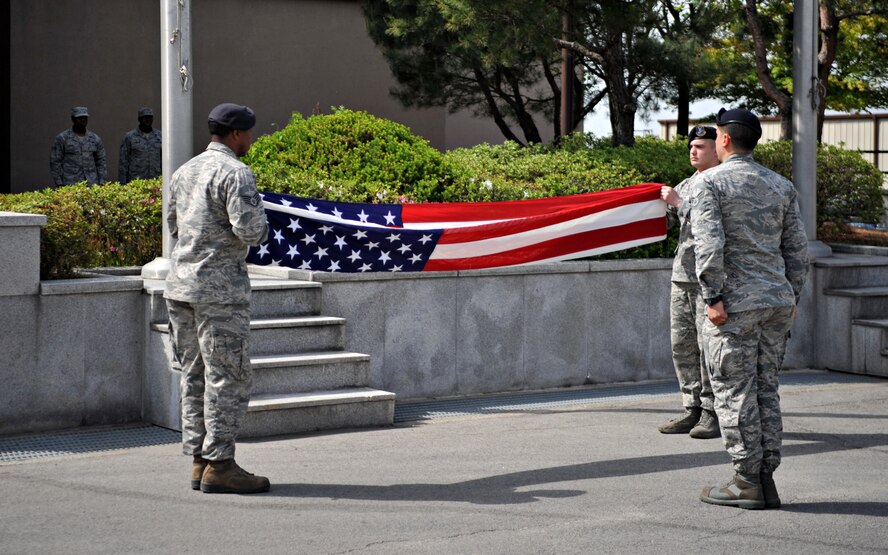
[442, 140, 647, 201]
[566, 133, 694, 187]
[244, 107, 458, 203]
[755, 140, 885, 225]
[4, 112, 883, 279]
[0, 180, 162, 279]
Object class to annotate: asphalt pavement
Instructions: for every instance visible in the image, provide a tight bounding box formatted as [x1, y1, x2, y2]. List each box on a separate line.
[1, 369, 886, 554]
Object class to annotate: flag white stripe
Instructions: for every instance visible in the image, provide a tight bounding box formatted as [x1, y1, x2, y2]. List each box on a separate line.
[516, 234, 668, 266]
[428, 200, 664, 260]
[262, 202, 390, 228]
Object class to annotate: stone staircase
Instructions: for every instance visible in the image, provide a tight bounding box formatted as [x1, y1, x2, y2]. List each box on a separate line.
[142, 276, 395, 437]
[818, 253, 888, 378]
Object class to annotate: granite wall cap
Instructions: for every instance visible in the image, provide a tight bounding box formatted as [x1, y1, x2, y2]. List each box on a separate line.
[246, 259, 671, 282]
[0, 212, 47, 227]
[41, 275, 144, 296]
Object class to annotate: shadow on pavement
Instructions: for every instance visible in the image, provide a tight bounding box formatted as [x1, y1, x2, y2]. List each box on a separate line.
[780, 501, 888, 517]
[263, 431, 888, 505]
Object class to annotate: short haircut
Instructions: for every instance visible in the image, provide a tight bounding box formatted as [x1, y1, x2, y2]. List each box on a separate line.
[208, 121, 233, 138]
[720, 123, 759, 151]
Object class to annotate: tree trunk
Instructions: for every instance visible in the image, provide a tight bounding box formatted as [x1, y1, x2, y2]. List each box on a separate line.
[602, 33, 636, 146]
[572, 70, 585, 132]
[503, 70, 544, 144]
[816, 0, 840, 141]
[473, 68, 526, 145]
[542, 59, 562, 138]
[676, 79, 690, 137]
[745, 0, 792, 139]
[607, 82, 637, 146]
[779, 106, 792, 141]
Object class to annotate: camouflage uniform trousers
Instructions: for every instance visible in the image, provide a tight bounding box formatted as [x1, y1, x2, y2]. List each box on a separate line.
[702, 305, 794, 475]
[670, 282, 713, 411]
[166, 300, 252, 461]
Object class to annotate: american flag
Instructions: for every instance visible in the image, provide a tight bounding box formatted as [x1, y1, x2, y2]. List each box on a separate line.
[246, 182, 666, 272]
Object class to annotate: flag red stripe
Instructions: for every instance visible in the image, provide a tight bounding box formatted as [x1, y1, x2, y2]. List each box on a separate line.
[422, 217, 665, 271]
[401, 182, 662, 223]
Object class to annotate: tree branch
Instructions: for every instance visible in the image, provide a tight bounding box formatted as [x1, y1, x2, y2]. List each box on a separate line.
[744, 0, 791, 111]
[553, 38, 607, 67]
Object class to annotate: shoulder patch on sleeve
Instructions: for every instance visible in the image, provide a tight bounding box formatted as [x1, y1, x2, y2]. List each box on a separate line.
[241, 192, 262, 207]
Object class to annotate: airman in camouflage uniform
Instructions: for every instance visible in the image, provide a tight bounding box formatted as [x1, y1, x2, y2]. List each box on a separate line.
[658, 126, 720, 439]
[50, 106, 107, 186]
[118, 107, 161, 184]
[164, 103, 270, 494]
[691, 108, 809, 510]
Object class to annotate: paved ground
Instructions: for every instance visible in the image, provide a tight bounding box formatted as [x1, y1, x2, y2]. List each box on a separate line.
[1, 369, 887, 554]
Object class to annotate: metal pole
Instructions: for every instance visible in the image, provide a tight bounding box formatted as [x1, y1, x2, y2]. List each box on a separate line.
[792, 0, 831, 258]
[142, 0, 193, 278]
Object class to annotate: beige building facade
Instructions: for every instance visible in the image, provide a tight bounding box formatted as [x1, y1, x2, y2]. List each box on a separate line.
[7, 1, 553, 194]
[659, 113, 888, 183]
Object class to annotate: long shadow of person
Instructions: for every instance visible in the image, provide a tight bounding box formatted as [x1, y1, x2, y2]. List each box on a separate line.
[265, 430, 888, 506]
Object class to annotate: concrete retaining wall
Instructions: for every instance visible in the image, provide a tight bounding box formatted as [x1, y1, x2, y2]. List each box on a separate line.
[266, 261, 816, 401]
[0, 211, 819, 435]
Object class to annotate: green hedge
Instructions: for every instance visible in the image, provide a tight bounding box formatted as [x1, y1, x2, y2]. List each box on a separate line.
[1, 109, 884, 278]
[244, 108, 458, 203]
[754, 141, 885, 226]
[0, 180, 161, 279]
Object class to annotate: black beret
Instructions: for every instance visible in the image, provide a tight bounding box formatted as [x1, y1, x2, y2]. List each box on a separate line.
[687, 125, 717, 148]
[208, 103, 256, 131]
[716, 107, 762, 138]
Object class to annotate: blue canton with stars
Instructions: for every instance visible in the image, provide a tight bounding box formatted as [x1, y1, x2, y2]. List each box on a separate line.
[246, 192, 443, 272]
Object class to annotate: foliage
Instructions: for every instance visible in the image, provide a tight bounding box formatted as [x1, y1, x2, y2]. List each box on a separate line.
[441, 139, 648, 201]
[243, 108, 458, 203]
[574, 134, 694, 187]
[755, 140, 886, 225]
[827, 12, 888, 112]
[362, 0, 565, 144]
[4, 109, 885, 278]
[0, 180, 162, 279]
[701, 0, 888, 137]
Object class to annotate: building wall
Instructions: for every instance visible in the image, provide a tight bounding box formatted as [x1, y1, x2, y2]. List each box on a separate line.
[9, 0, 550, 194]
[659, 114, 888, 178]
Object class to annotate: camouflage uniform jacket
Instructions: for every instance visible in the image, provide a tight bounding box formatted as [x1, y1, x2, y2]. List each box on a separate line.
[668, 173, 702, 284]
[164, 142, 269, 305]
[118, 127, 162, 183]
[690, 153, 809, 312]
[50, 129, 107, 186]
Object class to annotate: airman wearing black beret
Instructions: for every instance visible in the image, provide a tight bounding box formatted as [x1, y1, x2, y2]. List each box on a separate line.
[208, 103, 256, 131]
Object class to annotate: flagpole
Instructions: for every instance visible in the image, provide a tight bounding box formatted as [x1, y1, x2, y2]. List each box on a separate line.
[793, 0, 831, 259]
[142, 0, 194, 279]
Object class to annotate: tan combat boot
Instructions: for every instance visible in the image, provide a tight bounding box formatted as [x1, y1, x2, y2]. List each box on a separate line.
[689, 409, 721, 439]
[191, 455, 209, 490]
[658, 407, 702, 434]
[200, 459, 271, 494]
[700, 473, 765, 509]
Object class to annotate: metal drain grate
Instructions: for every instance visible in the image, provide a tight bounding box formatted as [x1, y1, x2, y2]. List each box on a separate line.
[393, 370, 882, 423]
[0, 425, 179, 463]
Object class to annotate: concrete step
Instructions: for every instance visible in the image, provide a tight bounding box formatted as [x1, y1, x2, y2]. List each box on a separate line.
[815, 255, 888, 288]
[823, 287, 888, 320]
[250, 316, 345, 355]
[240, 388, 395, 438]
[249, 279, 322, 319]
[851, 318, 888, 378]
[819, 288, 888, 372]
[250, 351, 371, 395]
[142, 278, 322, 323]
[152, 315, 346, 356]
